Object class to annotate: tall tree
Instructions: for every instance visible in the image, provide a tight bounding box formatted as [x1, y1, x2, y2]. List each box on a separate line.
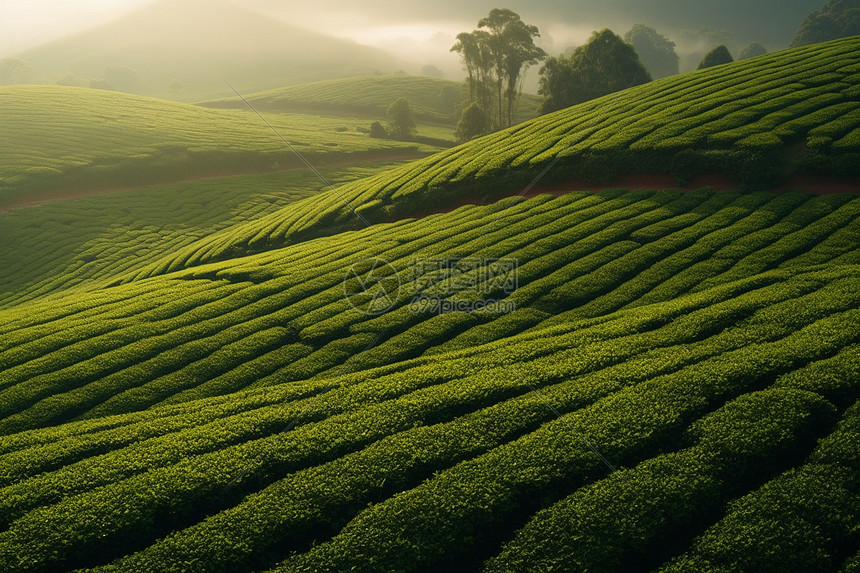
[623, 25, 679, 79]
[477, 9, 546, 128]
[538, 29, 651, 114]
[791, 0, 860, 46]
[451, 9, 545, 131]
[697, 45, 734, 70]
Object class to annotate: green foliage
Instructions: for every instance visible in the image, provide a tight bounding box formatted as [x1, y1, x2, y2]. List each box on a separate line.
[200, 75, 536, 127]
[386, 97, 417, 140]
[455, 102, 492, 143]
[698, 45, 735, 69]
[539, 28, 652, 113]
[0, 85, 439, 210]
[662, 401, 860, 572]
[368, 121, 387, 138]
[486, 389, 836, 572]
[451, 9, 546, 130]
[0, 58, 34, 85]
[739, 42, 769, 60]
[624, 24, 680, 79]
[0, 35, 858, 573]
[791, 0, 860, 47]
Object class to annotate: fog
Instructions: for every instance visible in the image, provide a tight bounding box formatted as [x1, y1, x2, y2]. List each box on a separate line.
[1, 0, 825, 98]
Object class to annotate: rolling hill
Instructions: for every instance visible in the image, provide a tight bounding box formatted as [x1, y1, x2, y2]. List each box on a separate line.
[0, 37, 858, 572]
[119, 36, 860, 283]
[0, 85, 441, 210]
[12, 0, 403, 100]
[200, 75, 544, 125]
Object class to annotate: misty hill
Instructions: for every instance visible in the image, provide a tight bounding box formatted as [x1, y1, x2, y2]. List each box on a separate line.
[13, 0, 403, 100]
[201, 75, 543, 125]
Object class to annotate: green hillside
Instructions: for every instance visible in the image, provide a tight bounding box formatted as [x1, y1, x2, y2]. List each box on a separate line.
[200, 74, 544, 125]
[0, 188, 858, 571]
[0, 163, 404, 309]
[0, 85, 438, 210]
[0, 37, 858, 573]
[122, 36, 860, 283]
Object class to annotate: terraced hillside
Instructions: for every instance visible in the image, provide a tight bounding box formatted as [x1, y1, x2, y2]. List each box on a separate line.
[0, 38, 859, 572]
[1, 187, 859, 571]
[122, 36, 860, 282]
[0, 85, 439, 209]
[0, 163, 402, 309]
[201, 75, 543, 125]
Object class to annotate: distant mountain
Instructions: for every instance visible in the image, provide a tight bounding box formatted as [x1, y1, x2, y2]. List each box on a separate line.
[14, 0, 403, 100]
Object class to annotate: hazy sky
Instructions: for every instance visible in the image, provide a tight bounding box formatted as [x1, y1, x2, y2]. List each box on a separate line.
[0, 0, 153, 55]
[1, 0, 822, 62]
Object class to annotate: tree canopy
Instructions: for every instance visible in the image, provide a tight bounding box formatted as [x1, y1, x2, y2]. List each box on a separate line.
[739, 42, 768, 60]
[455, 102, 492, 143]
[697, 45, 734, 70]
[790, 0, 860, 46]
[623, 25, 679, 79]
[0, 58, 34, 85]
[386, 97, 416, 140]
[451, 9, 546, 131]
[538, 29, 651, 114]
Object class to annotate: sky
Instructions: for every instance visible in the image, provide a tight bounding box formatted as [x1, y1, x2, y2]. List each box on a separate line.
[0, 0, 153, 55]
[1, 0, 823, 67]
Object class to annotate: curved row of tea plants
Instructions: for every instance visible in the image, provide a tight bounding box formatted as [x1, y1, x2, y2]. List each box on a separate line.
[0, 162, 407, 308]
[124, 36, 860, 279]
[2, 191, 858, 435]
[0, 265, 857, 572]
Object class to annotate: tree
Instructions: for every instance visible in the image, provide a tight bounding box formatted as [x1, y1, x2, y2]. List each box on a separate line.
[439, 84, 462, 119]
[538, 29, 651, 114]
[420, 64, 444, 78]
[738, 42, 768, 60]
[455, 103, 492, 143]
[369, 121, 388, 138]
[387, 97, 416, 140]
[791, 0, 860, 46]
[55, 73, 86, 87]
[103, 66, 140, 93]
[623, 25, 679, 79]
[697, 45, 734, 69]
[0, 58, 34, 85]
[88, 79, 113, 90]
[478, 9, 547, 128]
[451, 10, 546, 130]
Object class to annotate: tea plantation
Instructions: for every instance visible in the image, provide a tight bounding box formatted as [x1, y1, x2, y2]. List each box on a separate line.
[123, 36, 860, 282]
[0, 37, 858, 572]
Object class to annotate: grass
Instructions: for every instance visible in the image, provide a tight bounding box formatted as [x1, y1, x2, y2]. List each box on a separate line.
[0, 37, 858, 573]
